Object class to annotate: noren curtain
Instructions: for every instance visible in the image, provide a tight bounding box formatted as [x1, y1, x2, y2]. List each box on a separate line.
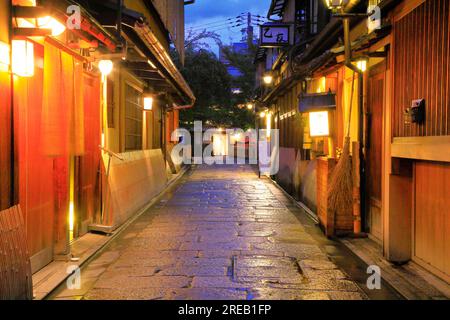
[42, 41, 84, 156]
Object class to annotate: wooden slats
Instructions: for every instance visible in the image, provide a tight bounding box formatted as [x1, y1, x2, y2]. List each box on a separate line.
[393, 0, 450, 137]
[0, 205, 33, 300]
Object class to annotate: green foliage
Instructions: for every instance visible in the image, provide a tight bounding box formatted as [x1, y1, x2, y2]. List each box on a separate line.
[177, 47, 254, 130]
[220, 42, 258, 105]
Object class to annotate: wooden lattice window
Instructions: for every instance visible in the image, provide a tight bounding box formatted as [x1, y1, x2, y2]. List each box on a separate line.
[124, 84, 143, 151]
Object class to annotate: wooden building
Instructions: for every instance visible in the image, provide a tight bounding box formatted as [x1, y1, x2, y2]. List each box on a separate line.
[256, 0, 449, 284]
[0, 0, 194, 297]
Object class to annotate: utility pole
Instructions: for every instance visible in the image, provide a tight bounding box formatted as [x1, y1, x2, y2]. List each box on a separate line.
[247, 12, 253, 47]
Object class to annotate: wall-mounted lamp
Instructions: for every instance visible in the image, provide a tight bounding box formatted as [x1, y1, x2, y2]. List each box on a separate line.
[37, 16, 66, 36]
[355, 59, 368, 72]
[0, 42, 10, 72]
[12, 40, 34, 77]
[309, 111, 330, 137]
[144, 96, 154, 111]
[98, 60, 113, 76]
[324, 0, 348, 10]
[263, 73, 273, 85]
[13, 6, 66, 37]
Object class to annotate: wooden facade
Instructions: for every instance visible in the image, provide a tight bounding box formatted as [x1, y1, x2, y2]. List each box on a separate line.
[258, 0, 450, 284]
[393, 0, 450, 137]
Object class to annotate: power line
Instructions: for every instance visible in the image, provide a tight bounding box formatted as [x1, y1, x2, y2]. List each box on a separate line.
[208, 23, 245, 33]
[190, 20, 242, 31]
[188, 15, 245, 29]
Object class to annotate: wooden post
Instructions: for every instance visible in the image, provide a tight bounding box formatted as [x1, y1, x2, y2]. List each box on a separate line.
[352, 141, 362, 234]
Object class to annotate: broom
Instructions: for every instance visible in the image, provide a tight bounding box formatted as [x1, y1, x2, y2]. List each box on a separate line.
[327, 70, 356, 220]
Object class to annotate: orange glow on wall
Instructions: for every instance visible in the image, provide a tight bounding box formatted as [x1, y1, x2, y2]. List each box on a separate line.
[12, 40, 34, 77]
[0, 42, 10, 72]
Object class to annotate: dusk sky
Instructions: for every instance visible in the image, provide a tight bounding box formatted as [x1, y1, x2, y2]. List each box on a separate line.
[185, 0, 272, 54]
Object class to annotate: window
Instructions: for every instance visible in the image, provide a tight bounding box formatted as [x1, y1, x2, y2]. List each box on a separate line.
[124, 84, 143, 151]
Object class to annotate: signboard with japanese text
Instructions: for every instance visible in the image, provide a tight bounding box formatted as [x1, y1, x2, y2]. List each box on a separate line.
[259, 24, 291, 47]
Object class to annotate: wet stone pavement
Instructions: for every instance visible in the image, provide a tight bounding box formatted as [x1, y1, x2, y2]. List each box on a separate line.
[50, 164, 371, 300]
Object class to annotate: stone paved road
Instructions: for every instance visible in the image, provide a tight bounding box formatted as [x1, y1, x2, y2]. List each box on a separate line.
[50, 164, 371, 300]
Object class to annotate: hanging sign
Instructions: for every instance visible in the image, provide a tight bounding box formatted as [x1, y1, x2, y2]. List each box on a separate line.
[259, 23, 290, 47]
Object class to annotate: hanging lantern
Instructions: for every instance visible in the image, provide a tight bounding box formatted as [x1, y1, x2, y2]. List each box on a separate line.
[12, 40, 34, 77]
[144, 96, 153, 111]
[98, 60, 113, 76]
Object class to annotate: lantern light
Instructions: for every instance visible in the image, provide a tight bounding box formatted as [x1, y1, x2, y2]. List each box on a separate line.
[324, 0, 347, 10]
[263, 74, 273, 85]
[260, 111, 266, 118]
[98, 60, 113, 76]
[309, 111, 330, 137]
[144, 96, 153, 111]
[246, 103, 254, 110]
[356, 59, 368, 72]
[37, 16, 66, 36]
[0, 42, 10, 72]
[12, 40, 34, 77]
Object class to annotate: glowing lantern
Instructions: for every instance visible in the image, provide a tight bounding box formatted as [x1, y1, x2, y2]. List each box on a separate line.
[0, 42, 10, 72]
[356, 59, 368, 72]
[324, 0, 348, 10]
[144, 97, 153, 111]
[263, 74, 273, 85]
[259, 111, 266, 118]
[12, 40, 34, 77]
[98, 60, 113, 76]
[309, 111, 330, 137]
[247, 103, 253, 110]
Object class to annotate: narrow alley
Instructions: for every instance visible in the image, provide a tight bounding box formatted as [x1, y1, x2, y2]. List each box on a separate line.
[49, 165, 400, 300]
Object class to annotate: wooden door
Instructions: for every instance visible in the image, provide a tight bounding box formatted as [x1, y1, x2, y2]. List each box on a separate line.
[75, 74, 101, 236]
[414, 161, 450, 283]
[366, 63, 385, 242]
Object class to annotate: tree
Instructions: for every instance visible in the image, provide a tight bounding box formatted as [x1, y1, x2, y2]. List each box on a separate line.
[172, 30, 255, 130]
[184, 29, 222, 51]
[176, 47, 253, 130]
[220, 42, 258, 108]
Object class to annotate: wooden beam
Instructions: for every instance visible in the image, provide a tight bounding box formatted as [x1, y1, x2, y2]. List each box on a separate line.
[391, 136, 450, 162]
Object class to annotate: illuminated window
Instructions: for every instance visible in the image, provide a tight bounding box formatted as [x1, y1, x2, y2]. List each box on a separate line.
[309, 111, 330, 137]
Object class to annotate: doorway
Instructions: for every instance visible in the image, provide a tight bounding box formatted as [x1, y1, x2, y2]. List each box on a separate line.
[366, 62, 385, 242]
